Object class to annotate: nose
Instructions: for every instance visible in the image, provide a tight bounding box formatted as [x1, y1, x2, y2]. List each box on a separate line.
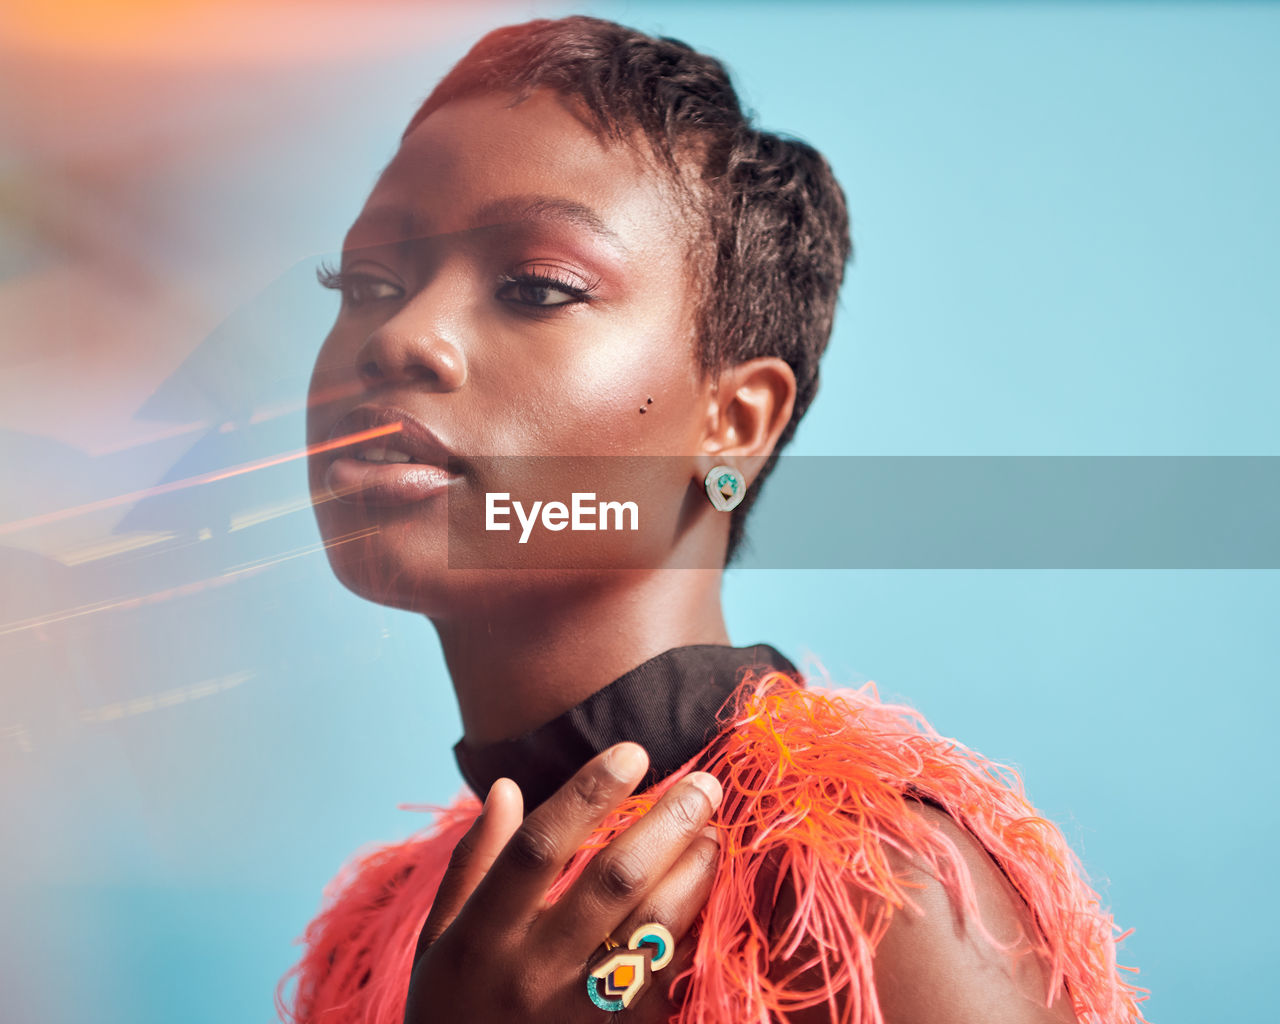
[353, 288, 468, 392]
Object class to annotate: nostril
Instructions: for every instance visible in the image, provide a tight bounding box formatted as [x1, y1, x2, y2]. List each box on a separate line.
[352, 332, 466, 391]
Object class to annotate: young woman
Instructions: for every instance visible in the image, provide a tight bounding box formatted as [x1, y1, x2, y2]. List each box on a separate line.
[278, 16, 1145, 1024]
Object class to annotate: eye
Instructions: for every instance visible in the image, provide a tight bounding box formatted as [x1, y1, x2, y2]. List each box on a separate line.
[496, 271, 593, 308]
[316, 261, 403, 308]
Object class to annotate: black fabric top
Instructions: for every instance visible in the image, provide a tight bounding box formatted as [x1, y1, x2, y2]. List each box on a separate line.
[453, 643, 801, 815]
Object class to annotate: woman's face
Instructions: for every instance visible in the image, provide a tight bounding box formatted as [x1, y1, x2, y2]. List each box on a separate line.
[306, 88, 718, 615]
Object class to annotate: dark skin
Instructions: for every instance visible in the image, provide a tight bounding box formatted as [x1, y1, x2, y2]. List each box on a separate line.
[306, 87, 1080, 1022]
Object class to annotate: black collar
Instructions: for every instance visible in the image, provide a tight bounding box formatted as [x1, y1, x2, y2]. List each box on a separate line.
[453, 643, 800, 815]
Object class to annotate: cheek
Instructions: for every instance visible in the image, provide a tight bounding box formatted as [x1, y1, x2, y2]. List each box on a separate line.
[527, 325, 702, 450]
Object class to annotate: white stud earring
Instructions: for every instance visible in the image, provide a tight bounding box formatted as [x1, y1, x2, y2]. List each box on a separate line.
[704, 464, 746, 512]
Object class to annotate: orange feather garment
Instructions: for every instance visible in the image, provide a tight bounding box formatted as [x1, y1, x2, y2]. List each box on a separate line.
[276, 668, 1147, 1023]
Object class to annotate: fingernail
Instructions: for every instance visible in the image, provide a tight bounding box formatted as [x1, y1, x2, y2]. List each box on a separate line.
[687, 772, 723, 806]
[700, 825, 719, 844]
[609, 742, 648, 778]
[484, 778, 506, 812]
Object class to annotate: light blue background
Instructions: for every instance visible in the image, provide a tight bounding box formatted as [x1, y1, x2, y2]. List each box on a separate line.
[2, 3, 1276, 1022]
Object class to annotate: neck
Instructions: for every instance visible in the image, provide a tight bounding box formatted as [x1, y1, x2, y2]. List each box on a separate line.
[433, 569, 731, 747]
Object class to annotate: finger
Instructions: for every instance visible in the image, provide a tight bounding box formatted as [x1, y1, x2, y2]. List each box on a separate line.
[414, 777, 523, 958]
[464, 741, 651, 929]
[614, 824, 720, 961]
[588, 826, 720, 1017]
[542, 770, 722, 963]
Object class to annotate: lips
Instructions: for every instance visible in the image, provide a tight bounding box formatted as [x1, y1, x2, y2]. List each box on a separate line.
[321, 404, 461, 507]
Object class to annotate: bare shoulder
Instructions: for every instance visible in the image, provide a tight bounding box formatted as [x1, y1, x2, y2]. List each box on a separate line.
[869, 801, 1079, 1024]
[765, 800, 1080, 1024]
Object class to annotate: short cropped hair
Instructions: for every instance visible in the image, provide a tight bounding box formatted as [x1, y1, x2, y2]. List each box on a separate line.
[404, 16, 852, 564]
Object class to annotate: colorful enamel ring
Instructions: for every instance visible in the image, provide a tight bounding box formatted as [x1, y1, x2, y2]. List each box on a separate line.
[586, 922, 675, 1011]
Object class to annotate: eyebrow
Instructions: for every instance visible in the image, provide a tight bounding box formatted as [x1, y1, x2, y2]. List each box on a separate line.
[342, 194, 630, 257]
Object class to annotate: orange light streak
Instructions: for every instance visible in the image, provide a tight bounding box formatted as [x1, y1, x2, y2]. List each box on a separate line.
[0, 423, 402, 536]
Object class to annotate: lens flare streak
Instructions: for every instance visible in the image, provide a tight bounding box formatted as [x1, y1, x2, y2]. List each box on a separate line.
[78, 669, 255, 724]
[0, 526, 379, 636]
[0, 423, 404, 536]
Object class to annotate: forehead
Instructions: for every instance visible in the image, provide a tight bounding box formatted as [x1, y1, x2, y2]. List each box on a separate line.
[343, 89, 691, 257]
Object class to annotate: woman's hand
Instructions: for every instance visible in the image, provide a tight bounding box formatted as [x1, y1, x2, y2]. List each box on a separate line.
[403, 742, 723, 1023]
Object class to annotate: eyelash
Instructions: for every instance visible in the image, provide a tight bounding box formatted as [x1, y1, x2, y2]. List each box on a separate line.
[495, 271, 595, 308]
[316, 262, 397, 307]
[315, 261, 595, 309]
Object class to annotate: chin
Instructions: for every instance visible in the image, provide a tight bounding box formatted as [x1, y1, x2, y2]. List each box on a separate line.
[308, 497, 440, 609]
[319, 533, 422, 611]
[315, 522, 529, 618]
[320, 531, 652, 621]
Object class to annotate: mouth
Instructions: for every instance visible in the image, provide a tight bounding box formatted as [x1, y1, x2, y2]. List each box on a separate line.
[346, 446, 426, 465]
[321, 404, 461, 507]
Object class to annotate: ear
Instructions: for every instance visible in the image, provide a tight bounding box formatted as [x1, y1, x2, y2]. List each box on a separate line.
[699, 357, 797, 486]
